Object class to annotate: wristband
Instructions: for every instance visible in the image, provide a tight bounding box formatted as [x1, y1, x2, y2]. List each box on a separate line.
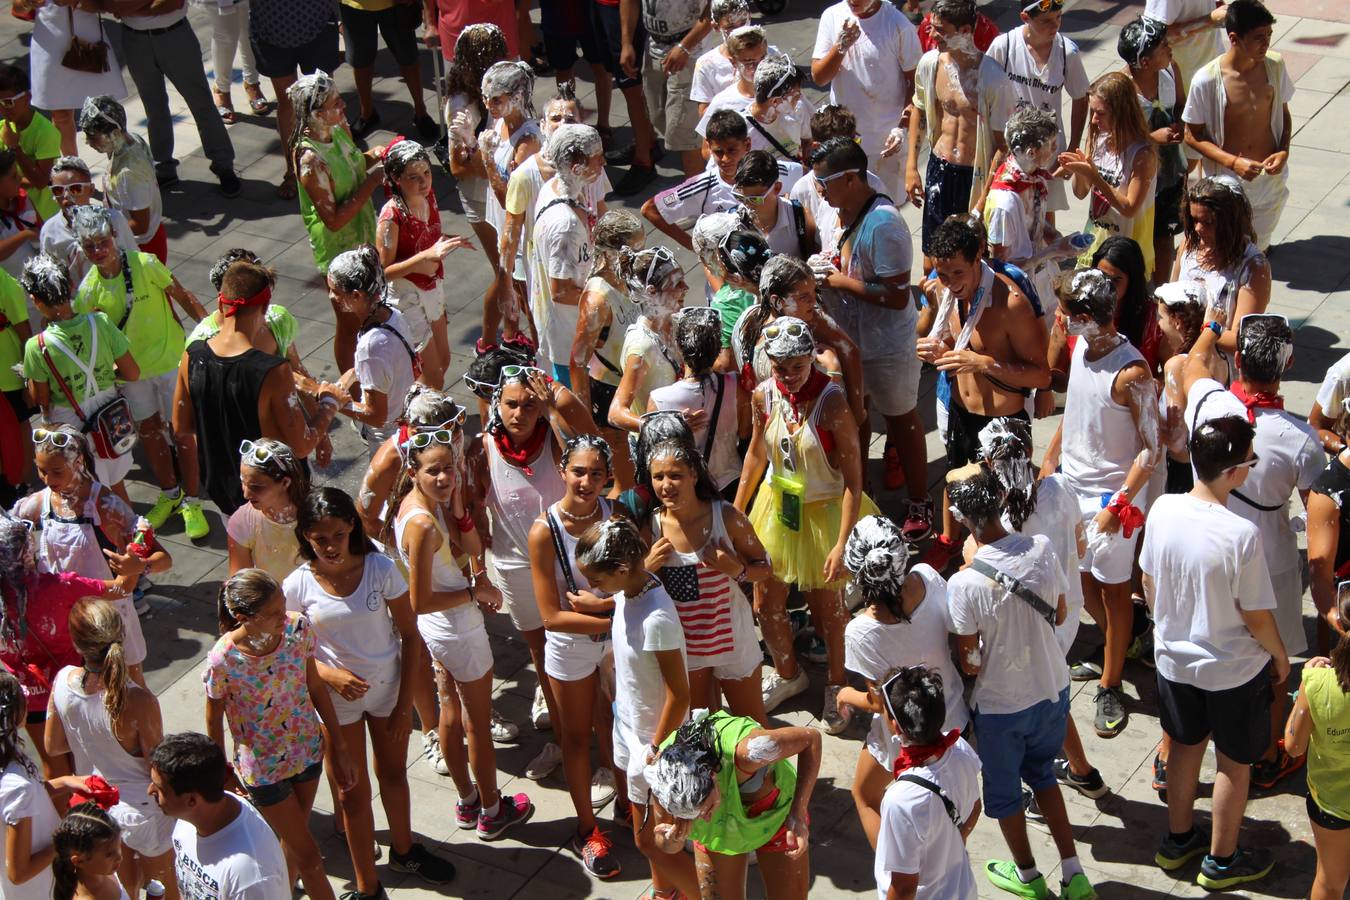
[455, 512, 475, 533]
[1105, 492, 1145, 538]
[1206, 320, 1222, 336]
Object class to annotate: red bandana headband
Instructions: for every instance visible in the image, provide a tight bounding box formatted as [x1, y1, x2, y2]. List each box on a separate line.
[218, 285, 272, 318]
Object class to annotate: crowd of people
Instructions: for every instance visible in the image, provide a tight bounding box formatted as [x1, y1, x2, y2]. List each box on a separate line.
[1, 0, 1349, 898]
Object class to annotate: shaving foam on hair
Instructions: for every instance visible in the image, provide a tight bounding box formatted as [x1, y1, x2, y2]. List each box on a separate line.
[1068, 268, 1118, 323]
[843, 515, 909, 594]
[762, 315, 815, 360]
[481, 60, 536, 117]
[77, 95, 125, 135]
[21, 253, 72, 306]
[328, 245, 389, 303]
[753, 53, 797, 105]
[544, 124, 602, 195]
[70, 205, 114, 244]
[692, 212, 739, 273]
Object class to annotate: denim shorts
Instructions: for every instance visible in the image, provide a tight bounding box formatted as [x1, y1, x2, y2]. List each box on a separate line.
[244, 758, 324, 808]
[972, 688, 1070, 819]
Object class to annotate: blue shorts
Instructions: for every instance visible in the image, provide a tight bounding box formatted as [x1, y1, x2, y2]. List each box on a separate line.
[244, 758, 323, 808]
[972, 688, 1070, 819]
[551, 363, 573, 388]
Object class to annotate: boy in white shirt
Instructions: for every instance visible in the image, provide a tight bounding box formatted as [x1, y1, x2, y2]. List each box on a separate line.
[1141, 407, 1288, 891]
[985, 107, 1059, 309]
[945, 466, 1095, 900]
[696, 39, 812, 163]
[643, 110, 752, 250]
[691, 0, 751, 111]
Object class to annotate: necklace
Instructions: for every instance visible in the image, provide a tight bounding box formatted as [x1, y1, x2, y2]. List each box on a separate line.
[558, 503, 599, 523]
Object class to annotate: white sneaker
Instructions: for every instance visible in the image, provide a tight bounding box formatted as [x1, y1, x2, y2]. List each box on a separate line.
[761, 668, 809, 713]
[525, 741, 563, 780]
[590, 766, 617, 808]
[821, 684, 851, 735]
[490, 709, 519, 743]
[421, 731, 449, 776]
[531, 685, 551, 730]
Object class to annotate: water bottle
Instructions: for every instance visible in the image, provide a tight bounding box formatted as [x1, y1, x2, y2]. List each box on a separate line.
[145, 880, 165, 900]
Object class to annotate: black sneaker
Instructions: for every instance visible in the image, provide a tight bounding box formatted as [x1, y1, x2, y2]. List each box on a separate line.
[338, 887, 387, 900]
[1021, 787, 1044, 822]
[1152, 751, 1168, 802]
[1196, 847, 1274, 890]
[216, 169, 242, 199]
[388, 843, 456, 885]
[604, 141, 665, 167]
[350, 110, 382, 140]
[155, 170, 179, 189]
[609, 163, 657, 197]
[1093, 685, 1127, 738]
[413, 112, 439, 142]
[1052, 758, 1108, 799]
[1154, 828, 1208, 871]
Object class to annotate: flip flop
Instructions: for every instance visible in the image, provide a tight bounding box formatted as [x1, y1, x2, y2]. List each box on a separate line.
[216, 105, 236, 125]
[276, 172, 297, 201]
[247, 94, 272, 114]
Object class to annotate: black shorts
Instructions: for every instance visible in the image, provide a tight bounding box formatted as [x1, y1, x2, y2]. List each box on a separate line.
[922, 154, 975, 255]
[541, 0, 604, 71]
[1308, 794, 1350, 831]
[251, 21, 342, 81]
[1165, 455, 1193, 495]
[946, 402, 1028, 469]
[588, 377, 618, 426]
[1157, 664, 1273, 765]
[338, 3, 420, 70]
[25, 709, 44, 726]
[590, 0, 644, 90]
[3, 387, 35, 422]
[1154, 182, 1184, 239]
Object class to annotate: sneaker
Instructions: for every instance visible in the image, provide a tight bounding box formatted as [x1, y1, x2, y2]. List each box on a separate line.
[413, 112, 439, 142]
[389, 843, 456, 885]
[454, 793, 481, 829]
[338, 888, 387, 900]
[590, 766, 616, 808]
[610, 164, 658, 197]
[804, 635, 828, 664]
[920, 534, 960, 572]
[144, 490, 182, 529]
[901, 498, 934, 543]
[1021, 788, 1043, 822]
[1060, 873, 1097, 900]
[1196, 847, 1274, 890]
[604, 141, 665, 167]
[882, 444, 906, 490]
[132, 586, 150, 615]
[216, 169, 242, 199]
[821, 684, 851, 735]
[1251, 740, 1305, 790]
[477, 792, 533, 840]
[490, 709, 520, 743]
[350, 110, 382, 140]
[570, 826, 621, 879]
[1069, 653, 1104, 682]
[531, 685, 551, 730]
[420, 731, 449, 776]
[1053, 758, 1108, 799]
[1093, 685, 1127, 738]
[984, 860, 1050, 899]
[1154, 827, 1209, 871]
[180, 500, 210, 540]
[761, 668, 809, 713]
[155, 170, 179, 189]
[1151, 750, 1168, 802]
[524, 742, 563, 781]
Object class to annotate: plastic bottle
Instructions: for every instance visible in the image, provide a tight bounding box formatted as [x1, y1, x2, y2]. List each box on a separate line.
[128, 517, 154, 560]
[145, 880, 165, 900]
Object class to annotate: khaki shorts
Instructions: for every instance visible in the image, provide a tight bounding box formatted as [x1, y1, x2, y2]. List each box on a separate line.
[643, 43, 702, 153]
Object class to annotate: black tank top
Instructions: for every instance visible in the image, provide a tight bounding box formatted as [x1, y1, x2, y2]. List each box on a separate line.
[187, 341, 285, 516]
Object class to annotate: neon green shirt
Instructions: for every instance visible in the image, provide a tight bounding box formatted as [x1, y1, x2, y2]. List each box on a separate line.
[22, 312, 130, 407]
[74, 251, 183, 378]
[0, 268, 28, 391]
[297, 130, 376, 273]
[0, 112, 61, 221]
[1303, 667, 1350, 821]
[187, 304, 298, 357]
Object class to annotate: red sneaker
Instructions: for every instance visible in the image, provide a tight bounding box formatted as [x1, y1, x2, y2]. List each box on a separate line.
[883, 444, 906, 490]
[921, 534, 961, 572]
[901, 499, 934, 543]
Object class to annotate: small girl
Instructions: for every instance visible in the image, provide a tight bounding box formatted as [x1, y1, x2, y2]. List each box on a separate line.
[608, 247, 689, 435]
[286, 488, 455, 895]
[206, 569, 353, 900]
[376, 138, 472, 390]
[226, 438, 308, 581]
[0, 149, 39, 280]
[329, 245, 420, 450]
[649, 307, 747, 496]
[50, 802, 126, 900]
[574, 517, 696, 900]
[838, 515, 969, 848]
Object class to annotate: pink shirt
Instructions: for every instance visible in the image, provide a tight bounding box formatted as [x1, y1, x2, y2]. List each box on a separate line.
[1, 573, 107, 713]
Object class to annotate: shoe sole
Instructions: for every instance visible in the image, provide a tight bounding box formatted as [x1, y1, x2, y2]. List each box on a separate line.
[1094, 719, 1126, 738]
[477, 803, 535, 841]
[1154, 846, 1206, 871]
[984, 875, 1047, 899]
[1196, 862, 1274, 890]
[386, 861, 453, 885]
[1069, 666, 1103, 681]
[1057, 777, 1109, 800]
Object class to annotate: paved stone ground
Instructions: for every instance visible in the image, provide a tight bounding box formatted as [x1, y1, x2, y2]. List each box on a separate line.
[5, 0, 1349, 897]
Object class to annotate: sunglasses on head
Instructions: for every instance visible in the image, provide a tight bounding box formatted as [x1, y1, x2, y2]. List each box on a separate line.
[645, 247, 679, 285]
[239, 440, 279, 465]
[764, 321, 807, 340]
[1023, 0, 1064, 15]
[407, 428, 459, 450]
[33, 427, 78, 449]
[462, 365, 547, 397]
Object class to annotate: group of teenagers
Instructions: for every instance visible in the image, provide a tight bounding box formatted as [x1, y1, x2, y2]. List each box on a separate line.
[2, 0, 1350, 899]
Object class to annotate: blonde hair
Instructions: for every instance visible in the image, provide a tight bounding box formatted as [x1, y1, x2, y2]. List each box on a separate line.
[67, 599, 130, 728]
[1087, 71, 1155, 161]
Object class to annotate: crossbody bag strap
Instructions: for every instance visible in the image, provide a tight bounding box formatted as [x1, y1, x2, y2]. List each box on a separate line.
[790, 199, 809, 258]
[369, 321, 421, 376]
[1190, 387, 1226, 435]
[37, 318, 99, 419]
[968, 557, 1057, 627]
[1229, 488, 1284, 512]
[896, 773, 962, 828]
[745, 115, 797, 163]
[545, 508, 579, 595]
[702, 374, 725, 460]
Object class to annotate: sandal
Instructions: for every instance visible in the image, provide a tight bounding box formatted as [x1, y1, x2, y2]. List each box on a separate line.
[244, 84, 271, 114]
[213, 90, 236, 125]
[276, 172, 298, 201]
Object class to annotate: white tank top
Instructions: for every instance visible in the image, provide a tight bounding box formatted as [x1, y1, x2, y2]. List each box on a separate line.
[483, 433, 566, 569]
[763, 198, 802, 257]
[543, 499, 613, 649]
[763, 379, 845, 503]
[584, 277, 639, 387]
[51, 666, 149, 790]
[1061, 337, 1146, 497]
[648, 374, 742, 489]
[393, 505, 468, 592]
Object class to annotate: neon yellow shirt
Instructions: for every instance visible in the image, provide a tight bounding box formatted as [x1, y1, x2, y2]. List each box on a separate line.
[22, 312, 130, 406]
[0, 268, 28, 391]
[0, 113, 61, 221]
[74, 251, 184, 378]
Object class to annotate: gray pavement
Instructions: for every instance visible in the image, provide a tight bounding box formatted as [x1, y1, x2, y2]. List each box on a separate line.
[4, 0, 1348, 896]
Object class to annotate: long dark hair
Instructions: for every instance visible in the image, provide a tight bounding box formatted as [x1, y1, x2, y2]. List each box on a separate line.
[446, 25, 509, 122]
[0, 671, 35, 777]
[1333, 591, 1350, 694]
[51, 803, 120, 900]
[1180, 176, 1257, 273]
[1092, 237, 1148, 349]
[296, 487, 377, 561]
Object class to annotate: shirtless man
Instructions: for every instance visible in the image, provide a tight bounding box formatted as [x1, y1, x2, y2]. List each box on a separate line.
[905, 0, 1014, 267]
[1182, 0, 1293, 251]
[917, 216, 1049, 569]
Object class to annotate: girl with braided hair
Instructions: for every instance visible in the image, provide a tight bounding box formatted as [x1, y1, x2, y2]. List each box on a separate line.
[50, 802, 127, 900]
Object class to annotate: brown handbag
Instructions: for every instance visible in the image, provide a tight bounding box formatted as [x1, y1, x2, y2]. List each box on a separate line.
[61, 7, 110, 74]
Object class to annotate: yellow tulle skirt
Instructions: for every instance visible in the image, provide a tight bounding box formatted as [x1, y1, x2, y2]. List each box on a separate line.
[749, 484, 879, 591]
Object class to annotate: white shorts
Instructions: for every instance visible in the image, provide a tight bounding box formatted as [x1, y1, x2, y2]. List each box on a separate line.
[419, 604, 494, 684]
[1269, 565, 1307, 658]
[488, 565, 543, 633]
[862, 350, 921, 417]
[1075, 489, 1142, 586]
[388, 278, 444, 350]
[612, 718, 654, 805]
[328, 669, 401, 726]
[121, 370, 176, 423]
[544, 634, 612, 682]
[110, 790, 175, 857]
[688, 631, 761, 680]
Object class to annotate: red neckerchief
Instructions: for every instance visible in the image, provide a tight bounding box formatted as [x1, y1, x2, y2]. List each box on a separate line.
[892, 729, 961, 778]
[1229, 381, 1283, 424]
[219, 285, 271, 318]
[493, 420, 549, 475]
[990, 158, 1049, 199]
[775, 367, 829, 423]
[70, 774, 120, 811]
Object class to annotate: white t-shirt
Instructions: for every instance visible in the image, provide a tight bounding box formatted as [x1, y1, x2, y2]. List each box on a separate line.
[695, 86, 812, 160]
[1008, 473, 1084, 657]
[528, 179, 594, 367]
[1314, 352, 1350, 439]
[225, 504, 303, 584]
[985, 184, 1041, 263]
[354, 309, 416, 433]
[874, 738, 981, 900]
[813, 1, 923, 151]
[649, 373, 742, 489]
[612, 577, 686, 742]
[283, 553, 407, 682]
[0, 761, 60, 900]
[654, 169, 738, 231]
[947, 533, 1069, 715]
[1145, 0, 1223, 79]
[844, 565, 969, 769]
[105, 135, 162, 243]
[691, 47, 735, 104]
[985, 27, 1089, 151]
[171, 797, 290, 900]
[1140, 492, 1278, 690]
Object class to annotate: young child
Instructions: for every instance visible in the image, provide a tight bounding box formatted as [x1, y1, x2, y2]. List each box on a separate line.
[0, 149, 39, 279]
[0, 65, 61, 223]
[226, 439, 308, 581]
[575, 517, 695, 900]
[985, 107, 1060, 308]
[50, 802, 126, 900]
[75, 96, 165, 262]
[691, 0, 752, 113]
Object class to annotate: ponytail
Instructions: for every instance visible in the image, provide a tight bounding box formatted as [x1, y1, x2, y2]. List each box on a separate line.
[67, 599, 130, 728]
[217, 568, 280, 635]
[51, 803, 120, 900]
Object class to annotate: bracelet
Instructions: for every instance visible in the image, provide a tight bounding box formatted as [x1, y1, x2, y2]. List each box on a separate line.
[455, 512, 475, 533]
[1206, 320, 1223, 336]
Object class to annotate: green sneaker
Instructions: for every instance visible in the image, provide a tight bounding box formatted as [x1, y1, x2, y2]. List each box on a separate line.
[181, 499, 210, 541]
[1061, 873, 1097, 900]
[985, 860, 1049, 899]
[144, 490, 183, 529]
